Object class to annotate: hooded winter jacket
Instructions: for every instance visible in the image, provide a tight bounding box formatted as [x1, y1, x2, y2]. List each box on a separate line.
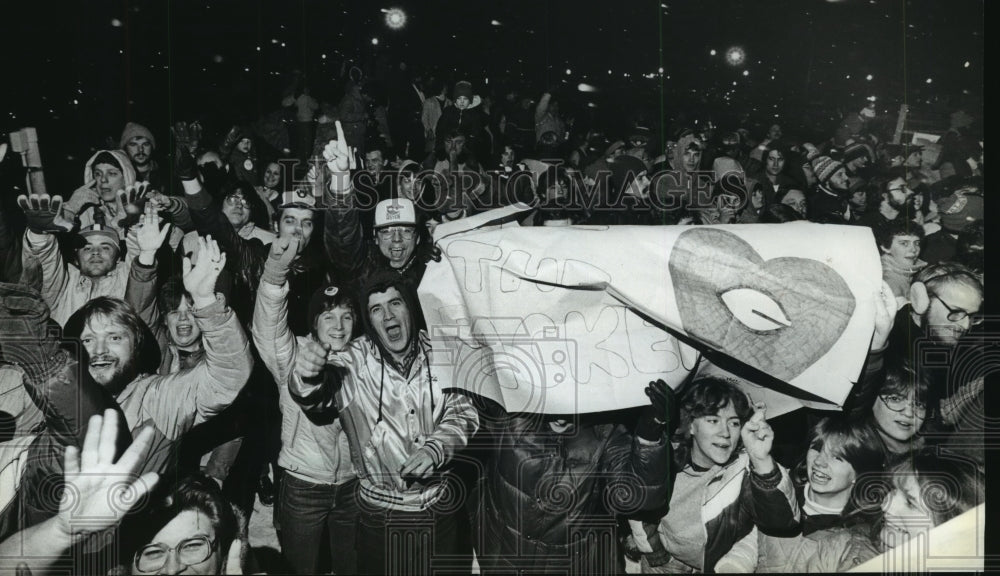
[66, 150, 137, 235]
[435, 99, 485, 145]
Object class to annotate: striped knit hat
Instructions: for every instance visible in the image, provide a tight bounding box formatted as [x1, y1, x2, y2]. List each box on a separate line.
[811, 155, 844, 184]
[843, 141, 874, 164]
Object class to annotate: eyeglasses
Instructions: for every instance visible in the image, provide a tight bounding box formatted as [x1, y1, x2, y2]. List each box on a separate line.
[224, 193, 248, 206]
[879, 394, 927, 418]
[932, 294, 984, 325]
[376, 226, 415, 240]
[134, 535, 217, 573]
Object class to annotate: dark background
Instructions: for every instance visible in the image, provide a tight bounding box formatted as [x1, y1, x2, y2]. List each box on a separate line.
[1, 0, 985, 194]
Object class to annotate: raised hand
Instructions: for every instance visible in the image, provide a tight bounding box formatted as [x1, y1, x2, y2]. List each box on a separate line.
[118, 181, 151, 216]
[322, 121, 356, 193]
[134, 203, 171, 264]
[872, 280, 898, 351]
[172, 129, 199, 181]
[741, 403, 775, 474]
[57, 410, 159, 546]
[17, 193, 73, 233]
[182, 235, 226, 309]
[261, 236, 300, 286]
[635, 379, 677, 440]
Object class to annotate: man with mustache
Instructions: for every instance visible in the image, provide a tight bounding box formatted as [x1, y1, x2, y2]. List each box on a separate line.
[0, 235, 251, 482]
[120, 122, 162, 190]
[18, 193, 144, 326]
[61, 235, 252, 476]
[856, 175, 912, 229]
[806, 155, 853, 223]
[290, 272, 479, 575]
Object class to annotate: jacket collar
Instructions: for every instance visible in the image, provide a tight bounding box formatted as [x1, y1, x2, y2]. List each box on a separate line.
[75, 262, 125, 289]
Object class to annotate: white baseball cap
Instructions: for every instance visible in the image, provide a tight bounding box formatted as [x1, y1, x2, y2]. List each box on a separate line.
[374, 198, 416, 228]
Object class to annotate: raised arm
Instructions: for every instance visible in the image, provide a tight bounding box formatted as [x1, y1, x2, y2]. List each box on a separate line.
[18, 193, 75, 314]
[176, 147, 264, 282]
[125, 204, 171, 334]
[320, 121, 367, 276]
[0, 412, 157, 576]
[602, 380, 676, 513]
[252, 237, 299, 383]
[741, 406, 800, 534]
[534, 92, 552, 124]
[144, 238, 252, 435]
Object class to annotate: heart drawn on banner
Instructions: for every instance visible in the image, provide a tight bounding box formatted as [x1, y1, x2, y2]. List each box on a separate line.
[668, 228, 856, 383]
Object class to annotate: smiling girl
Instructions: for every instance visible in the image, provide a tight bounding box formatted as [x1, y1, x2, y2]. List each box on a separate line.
[756, 416, 884, 572]
[637, 377, 799, 573]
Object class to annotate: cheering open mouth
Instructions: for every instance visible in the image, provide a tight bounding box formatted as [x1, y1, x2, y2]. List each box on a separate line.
[384, 323, 403, 341]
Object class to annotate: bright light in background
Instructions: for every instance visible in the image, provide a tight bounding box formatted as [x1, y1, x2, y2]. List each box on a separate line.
[491, 19, 501, 26]
[866, 74, 873, 80]
[925, 77, 933, 84]
[710, 49, 717, 56]
[577, 82, 597, 92]
[565, 68, 572, 75]
[725, 46, 746, 66]
[371, 37, 379, 45]
[742, 70, 749, 76]
[867, 95, 877, 101]
[382, 7, 407, 29]
[964, 61, 970, 68]
[658, 67, 664, 73]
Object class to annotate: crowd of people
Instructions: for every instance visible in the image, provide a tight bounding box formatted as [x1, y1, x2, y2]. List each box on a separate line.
[0, 63, 986, 575]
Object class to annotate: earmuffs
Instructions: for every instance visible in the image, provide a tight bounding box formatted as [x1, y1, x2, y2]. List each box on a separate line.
[909, 281, 930, 315]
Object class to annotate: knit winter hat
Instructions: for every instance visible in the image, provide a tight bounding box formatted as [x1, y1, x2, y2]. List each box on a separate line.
[453, 81, 473, 100]
[843, 141, 874, 164]
[938, 192, 984, 232]
[119, 122, 156, 150]
[811, 155, 844, 184]
[307, 283, 357, 334]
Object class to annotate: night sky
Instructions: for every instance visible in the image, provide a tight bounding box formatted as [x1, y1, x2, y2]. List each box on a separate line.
[2, 0, 984, 193]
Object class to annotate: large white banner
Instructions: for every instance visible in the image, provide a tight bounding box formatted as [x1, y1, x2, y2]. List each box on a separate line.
[418, 207, 882, 414]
